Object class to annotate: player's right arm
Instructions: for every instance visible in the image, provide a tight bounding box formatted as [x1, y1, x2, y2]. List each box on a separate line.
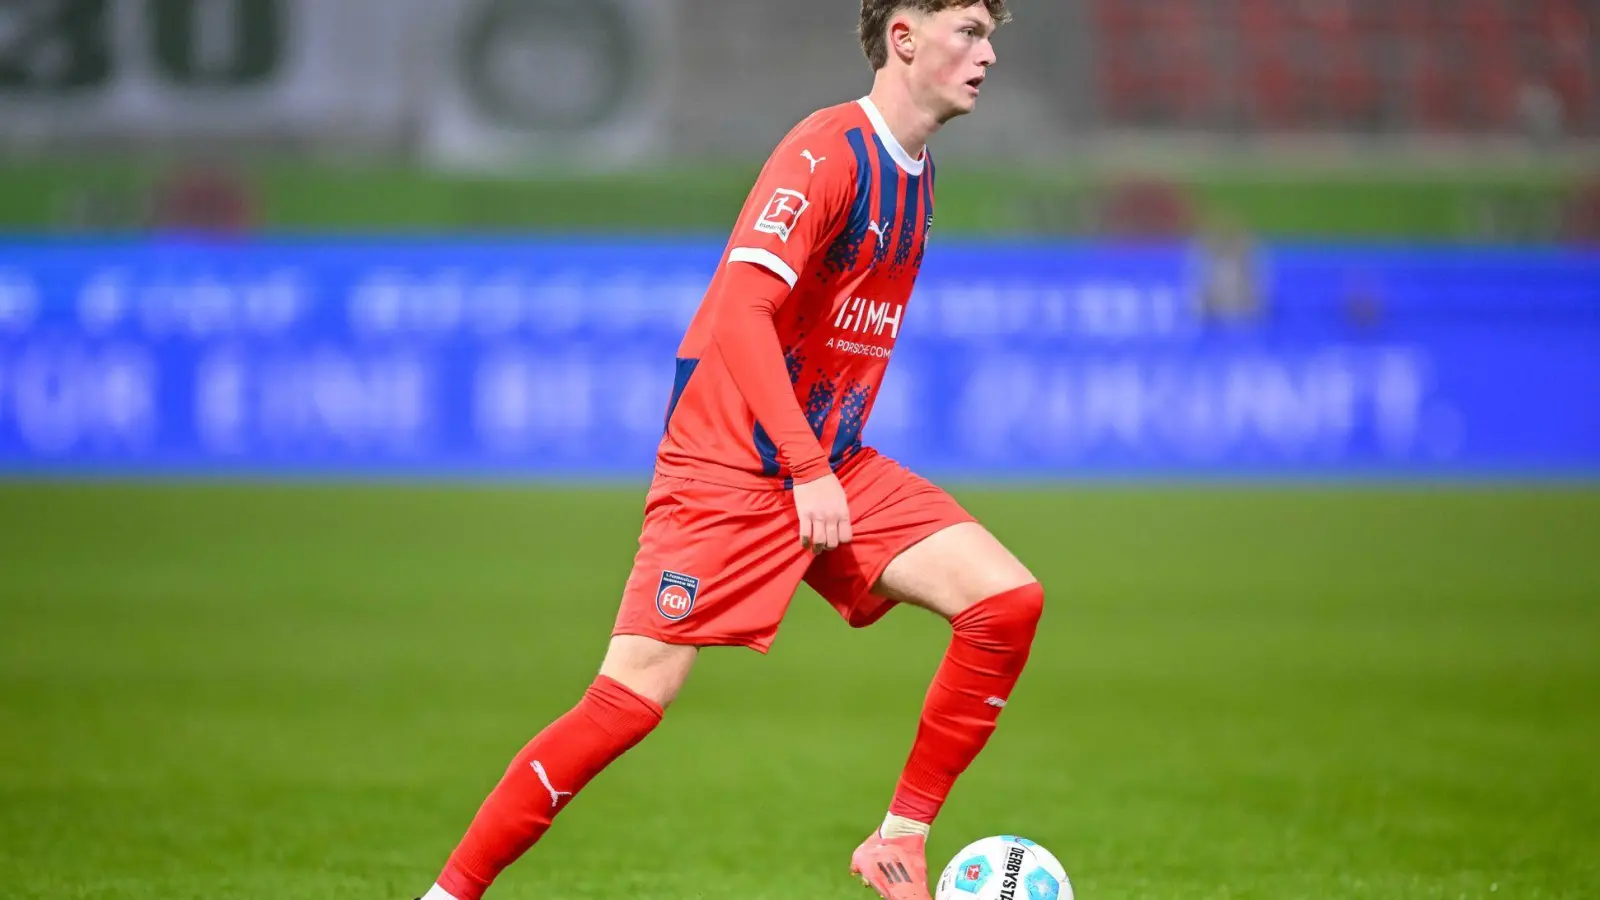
[709, 127, 856, 551]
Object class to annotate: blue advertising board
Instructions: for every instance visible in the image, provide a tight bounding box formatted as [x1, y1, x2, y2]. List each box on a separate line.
[0, 238, 1595, 479]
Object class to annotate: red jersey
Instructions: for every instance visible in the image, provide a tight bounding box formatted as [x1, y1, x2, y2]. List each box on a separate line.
[656, 97, 936, 490]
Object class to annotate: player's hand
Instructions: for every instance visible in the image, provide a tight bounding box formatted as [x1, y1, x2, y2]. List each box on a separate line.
[792, 472, 852, 553]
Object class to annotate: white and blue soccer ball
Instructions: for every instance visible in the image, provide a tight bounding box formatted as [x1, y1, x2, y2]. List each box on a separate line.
[934, 835, 1073, 900]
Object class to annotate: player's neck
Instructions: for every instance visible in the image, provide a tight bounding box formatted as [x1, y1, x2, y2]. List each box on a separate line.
[865, 78, 940, 163]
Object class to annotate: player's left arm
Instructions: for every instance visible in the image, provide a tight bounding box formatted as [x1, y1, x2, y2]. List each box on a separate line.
[710, 132, 857, 550]
[709, 264, 833, 483]
[709, 130, 857, 485]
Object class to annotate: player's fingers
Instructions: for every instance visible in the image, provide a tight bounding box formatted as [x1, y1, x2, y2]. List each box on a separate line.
[839, 516, 854, 546]
[797, 513, 813, 549]
[809, 513, 827, 553]
[823, 518, 840, 552]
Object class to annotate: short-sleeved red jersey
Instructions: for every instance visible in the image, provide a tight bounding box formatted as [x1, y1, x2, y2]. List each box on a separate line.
[656, 97, 936, 489]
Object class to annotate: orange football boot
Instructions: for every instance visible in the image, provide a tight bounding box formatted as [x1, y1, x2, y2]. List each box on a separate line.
[850, 831, 932, 900]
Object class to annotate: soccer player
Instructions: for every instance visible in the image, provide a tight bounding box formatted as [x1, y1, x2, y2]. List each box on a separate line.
[419, 3, 1036, 899]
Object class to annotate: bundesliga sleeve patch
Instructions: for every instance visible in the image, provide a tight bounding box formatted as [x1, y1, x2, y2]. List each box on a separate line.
[754, 188, 810, 242]
[655, 570, 700, 621]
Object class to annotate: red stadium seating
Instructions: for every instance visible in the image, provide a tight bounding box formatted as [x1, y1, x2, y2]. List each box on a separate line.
[1090, 0, 1596, 136]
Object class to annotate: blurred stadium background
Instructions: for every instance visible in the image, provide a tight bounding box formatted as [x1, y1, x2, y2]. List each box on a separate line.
[1, 2, 1597, 899]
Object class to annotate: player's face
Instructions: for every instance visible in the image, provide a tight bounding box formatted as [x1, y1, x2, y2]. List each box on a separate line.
[912, 6, 996, 120]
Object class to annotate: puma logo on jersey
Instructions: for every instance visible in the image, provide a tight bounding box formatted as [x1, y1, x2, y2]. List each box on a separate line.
[801, 149, 826, 173]
[867, 220, 889, 242]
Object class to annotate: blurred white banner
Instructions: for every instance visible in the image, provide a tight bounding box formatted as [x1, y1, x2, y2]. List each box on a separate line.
[0, 0, 413, 141]
[0, 0, 675, 169]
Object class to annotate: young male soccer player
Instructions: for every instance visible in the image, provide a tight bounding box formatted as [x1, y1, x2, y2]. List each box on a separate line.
[419, 3, 1037, 898]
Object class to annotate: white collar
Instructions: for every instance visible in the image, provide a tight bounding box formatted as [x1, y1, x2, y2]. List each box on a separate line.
[856, 96, 926, 176]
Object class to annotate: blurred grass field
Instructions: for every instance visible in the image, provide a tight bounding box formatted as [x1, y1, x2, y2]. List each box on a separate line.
[1, 483, 1597, 899]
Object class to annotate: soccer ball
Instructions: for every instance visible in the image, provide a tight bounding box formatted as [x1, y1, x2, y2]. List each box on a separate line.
[934, 835, 1073, 900]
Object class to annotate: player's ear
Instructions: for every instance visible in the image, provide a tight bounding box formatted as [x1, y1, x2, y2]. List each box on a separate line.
[888, 15, 916, 64]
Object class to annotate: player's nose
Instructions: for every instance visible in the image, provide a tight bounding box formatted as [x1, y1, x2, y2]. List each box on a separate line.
[977, 37, 996, 67]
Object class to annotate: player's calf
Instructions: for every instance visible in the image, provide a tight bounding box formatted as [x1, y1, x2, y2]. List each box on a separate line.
[852, 590, 1044, 900]
[887, 581, 1044, 826]
[423, 636, 695, 900]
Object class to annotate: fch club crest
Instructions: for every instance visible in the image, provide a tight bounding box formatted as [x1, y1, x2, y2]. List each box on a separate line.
[655, 570, 700, 621]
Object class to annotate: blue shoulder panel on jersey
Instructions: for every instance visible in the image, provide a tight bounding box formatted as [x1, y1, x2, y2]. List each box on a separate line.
[871, 134, 901, 266]
[895, 170, 921, 270]
[824, 128, 875, 276]
[914, 160, 935, 270]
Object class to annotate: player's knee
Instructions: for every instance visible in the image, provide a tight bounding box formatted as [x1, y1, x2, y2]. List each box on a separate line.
[992, 581, 1045, 644]
[953, 581, 1044, 653]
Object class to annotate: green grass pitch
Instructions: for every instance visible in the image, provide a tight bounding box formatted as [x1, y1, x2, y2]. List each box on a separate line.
[1, 483, 1597, 899]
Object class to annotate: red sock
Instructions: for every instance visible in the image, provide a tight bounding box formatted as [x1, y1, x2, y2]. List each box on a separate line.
[889, 583, 1044, 824]
[436, 675, 663, 900]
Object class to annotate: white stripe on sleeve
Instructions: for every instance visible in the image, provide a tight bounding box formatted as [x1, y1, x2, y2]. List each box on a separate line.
[728, 247, 799, 288]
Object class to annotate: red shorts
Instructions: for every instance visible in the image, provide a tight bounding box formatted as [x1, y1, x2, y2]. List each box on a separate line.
[613, 448, 975, 653]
